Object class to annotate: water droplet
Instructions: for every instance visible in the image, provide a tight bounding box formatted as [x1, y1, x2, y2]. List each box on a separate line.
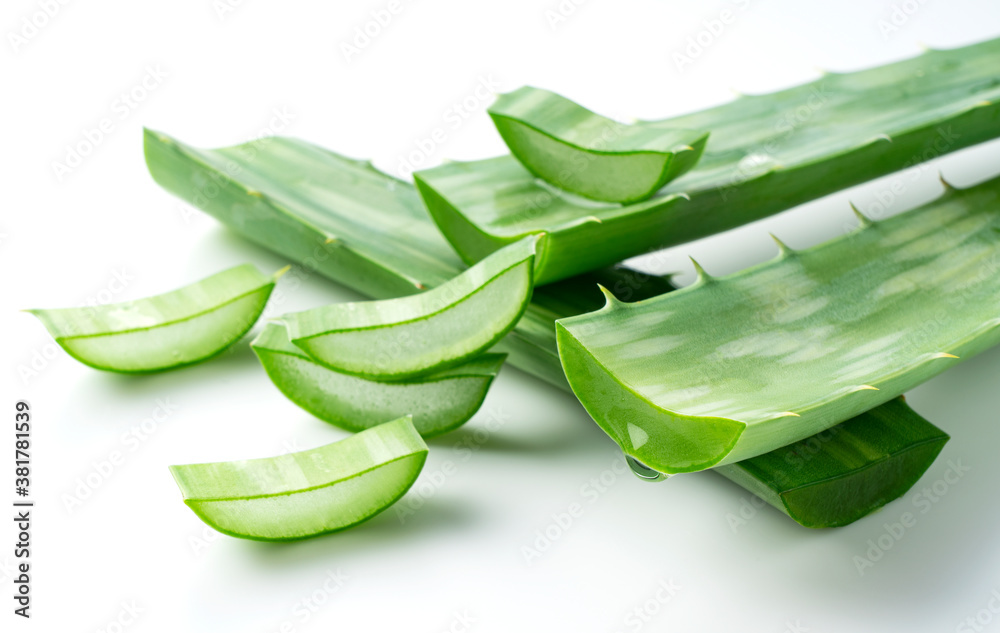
[626, 455, 669, 482]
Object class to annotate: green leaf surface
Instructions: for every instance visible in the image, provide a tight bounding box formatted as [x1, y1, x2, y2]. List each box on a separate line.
[169, 416, 427, 541]
[489, 86, 708, 203]
[716, 397, 948, 528]
[418, 38, 1000, 284]
[282, 236, 535, 380]
[144, 130, 951, 527]
[557, 175, 1000, 474]
[252, 322, 504, 436]
[27, 264, 277, 373]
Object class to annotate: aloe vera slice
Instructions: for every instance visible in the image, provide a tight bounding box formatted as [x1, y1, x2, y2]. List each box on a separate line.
[488, 86, 708, 203]
[252, 322, 504, 436]
[418, 38, 1000, 284]
[169, 416, 427, 541]
[557, 175, 1000, 474]
[717, 398, 948, 528]
[27, 264, 279, 373]
[143, 130, 951, 527]
[282, 236, 535, 380]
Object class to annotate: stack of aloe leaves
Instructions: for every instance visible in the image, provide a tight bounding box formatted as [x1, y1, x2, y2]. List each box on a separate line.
[136, 38, 1000, 535]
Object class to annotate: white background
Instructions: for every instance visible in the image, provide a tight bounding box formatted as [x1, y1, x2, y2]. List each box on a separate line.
[4, 0, 1000, 631]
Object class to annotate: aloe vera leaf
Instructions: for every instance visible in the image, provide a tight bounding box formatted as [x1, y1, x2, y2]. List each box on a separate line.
[281, 236, 535, 380]
[488, 86, 708, 203]
[417, 38, 1000, 284]
[169, 416, 427, 541]
[716, 397, 948, 528]
[252, 322, 504, 436]
[27, 263, 279, 373]
[144, 131, 951, 527]
[557, 175, 1000, 475]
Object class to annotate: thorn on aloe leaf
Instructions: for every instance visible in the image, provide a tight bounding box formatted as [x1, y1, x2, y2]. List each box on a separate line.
[688, 257, 713, 284]
[932, 352, 959, 359]
[851, 384, 879, 392]
[769, 233, 794, 257]
[850, 203, 874, 228]
[596, 284, 626, 309]
[939, 173, 958, 191]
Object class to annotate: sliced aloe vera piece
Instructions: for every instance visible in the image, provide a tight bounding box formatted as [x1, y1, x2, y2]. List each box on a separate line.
[717, 397, 948, 528]
[252, 322, 504, 436]
[419, 38, 1000, 284]
[282, 236, 535, 379]
[169, 416, 427, 541]
[557, 175, 1000, 474]
[27, 264, 279, 373]
[488, 86, 708, 203]
[144, 130, 951, 527]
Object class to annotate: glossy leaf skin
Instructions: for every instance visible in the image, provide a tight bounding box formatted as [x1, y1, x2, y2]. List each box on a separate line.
[252, 322, 504, 437]
[282, 236, 535, 380]
[169, 416, 427, 541]
[489, 86, 708, 203]
[418, 38, 1000, 284]
[558, 175, 1000, 474]
[717, 398, 948, 528]
[144, 131, 951, 528]
[27, 264, 277, 373]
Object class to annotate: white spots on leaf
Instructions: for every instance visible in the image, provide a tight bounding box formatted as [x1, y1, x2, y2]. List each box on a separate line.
[626, 423, 649, 450]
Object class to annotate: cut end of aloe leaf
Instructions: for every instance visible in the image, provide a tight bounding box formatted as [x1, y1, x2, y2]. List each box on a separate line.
[717, 398, 949, 528]
[282, 235, 537, 380]
[169, 416, 428, 541]
[489, 86, 708, 204]
[556, 323, 745, 474]
[27, 264, 275, 374]
[252, 322, 504, 437]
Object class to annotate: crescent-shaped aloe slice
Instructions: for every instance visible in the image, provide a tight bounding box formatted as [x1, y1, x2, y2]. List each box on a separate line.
[27, 264, 279, 373]
[418, 37, 1000, 284]
[557, 174, 1000, 475]
[252, 322, 504, 436]
[143, 130, 951, 527]
[488, 86, 708, 203]
[169, 416, 427, 541]
[282, 236, 535, 380]
[716, 397, 948, 528]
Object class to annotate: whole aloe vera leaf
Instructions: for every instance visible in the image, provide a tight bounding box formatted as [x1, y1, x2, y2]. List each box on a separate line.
[169, 416, 427, 541]
[252, 322, 505, 437]
[558, 175, 1000, 475]
[716, 397, 948, 528]
[417, 38, 1000, 284]
[144, 131, 950, 527]
[27, 263, 280, 373]
[488, 86, 708, 203]
[282, 236, 535, 380]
